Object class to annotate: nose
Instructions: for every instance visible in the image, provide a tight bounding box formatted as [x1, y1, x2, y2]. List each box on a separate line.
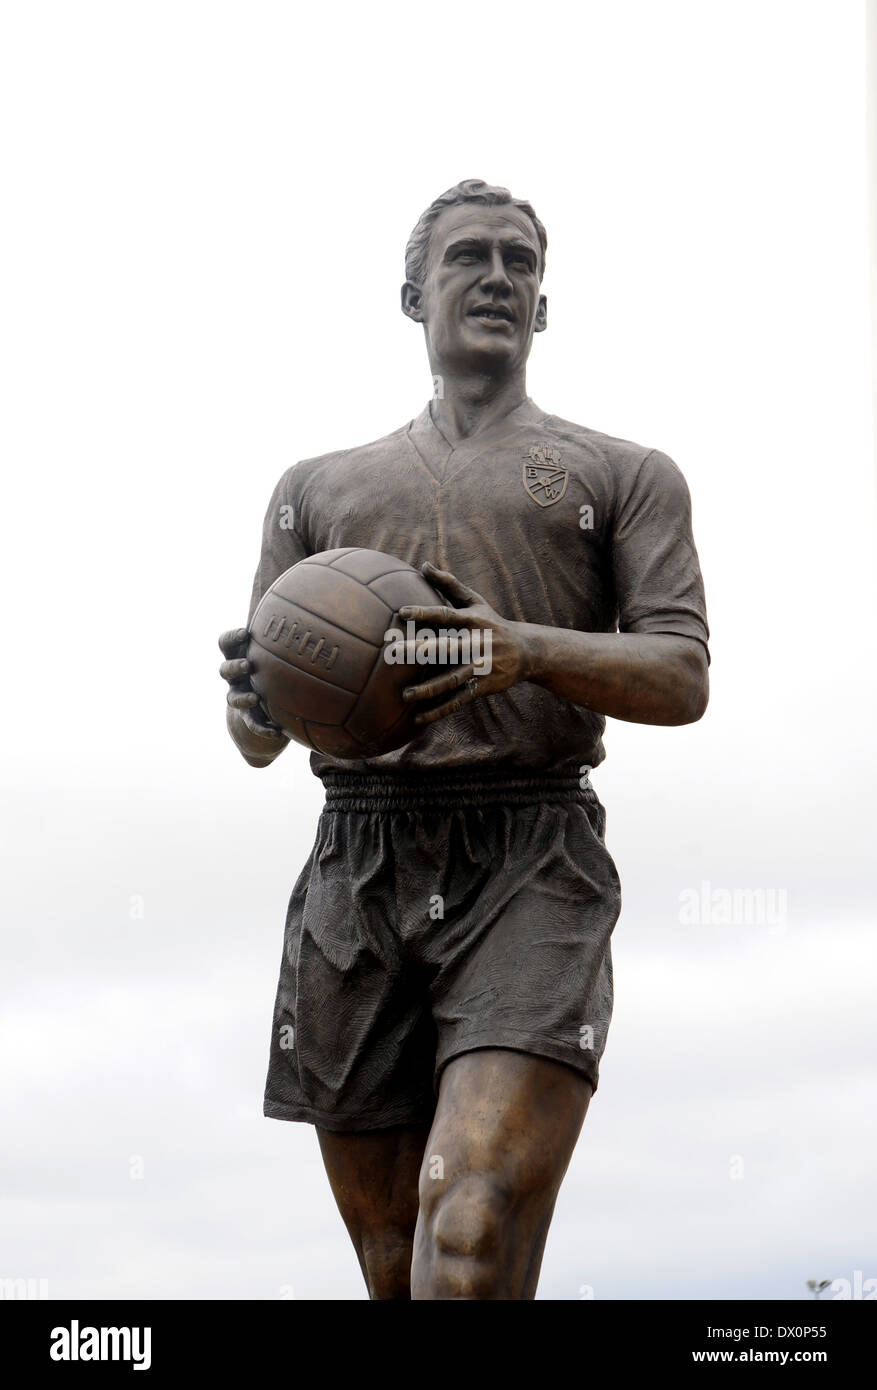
[480, 248, 513, 295]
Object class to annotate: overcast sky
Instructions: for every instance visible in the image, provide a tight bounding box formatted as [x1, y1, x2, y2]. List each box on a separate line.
[2, 0, 875, 1299]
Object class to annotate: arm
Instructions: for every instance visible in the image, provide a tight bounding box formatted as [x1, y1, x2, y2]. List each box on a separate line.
[519, 626, 708, 725]
[398, 567, 708, 727]
[219, 466, 309, 767]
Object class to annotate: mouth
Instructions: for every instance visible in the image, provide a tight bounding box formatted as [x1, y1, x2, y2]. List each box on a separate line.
[467, 303, 515, 326]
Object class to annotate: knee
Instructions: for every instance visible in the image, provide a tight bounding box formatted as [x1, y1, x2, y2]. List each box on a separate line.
[418, 1173, 511, 1293]
[429, 1175, 508, 1260]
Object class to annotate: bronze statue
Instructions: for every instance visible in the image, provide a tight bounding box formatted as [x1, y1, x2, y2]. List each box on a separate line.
[219, 179, 710, 1299]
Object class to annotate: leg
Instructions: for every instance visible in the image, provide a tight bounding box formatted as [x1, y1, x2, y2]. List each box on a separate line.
[411, 1049, 592, 1300]
[316, 1123, 430, 1299]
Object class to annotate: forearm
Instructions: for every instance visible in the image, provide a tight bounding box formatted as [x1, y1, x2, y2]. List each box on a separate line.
[518, 626, 709, 726]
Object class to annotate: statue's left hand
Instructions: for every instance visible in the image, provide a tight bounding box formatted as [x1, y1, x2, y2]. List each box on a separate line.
[397, 562, 532, 727]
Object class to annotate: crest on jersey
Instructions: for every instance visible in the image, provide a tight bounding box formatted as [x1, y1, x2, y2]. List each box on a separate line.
[523, 443, 568, 507]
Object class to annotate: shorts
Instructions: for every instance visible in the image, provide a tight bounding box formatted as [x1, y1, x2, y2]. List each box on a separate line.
[263, 769, 622, 1132]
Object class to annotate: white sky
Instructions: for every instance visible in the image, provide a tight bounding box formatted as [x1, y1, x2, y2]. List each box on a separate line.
[1, 0, 875, 1299]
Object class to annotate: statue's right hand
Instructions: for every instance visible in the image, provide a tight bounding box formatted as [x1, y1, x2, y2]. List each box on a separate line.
[218, 627, 290, 756]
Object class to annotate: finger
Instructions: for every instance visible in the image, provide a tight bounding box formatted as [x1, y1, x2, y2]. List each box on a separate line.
[396, 604, 478, 626]
[219, 657, 251, 683]
[412, 680, 481, 727]
[422, 562, 485, 607]
[239, 706, 288, 741]
[227, 689, 261, 710]
[397, 639, 468, 665]
[403, 664, 476, 704]
[218, 628, 249, 656]
[422, 563, 475, 604]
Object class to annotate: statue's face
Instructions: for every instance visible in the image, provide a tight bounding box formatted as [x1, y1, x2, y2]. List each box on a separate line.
[407, 203, 546, 372]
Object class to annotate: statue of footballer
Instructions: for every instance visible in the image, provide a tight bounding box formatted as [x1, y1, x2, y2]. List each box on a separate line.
[218, 179, 710, 1300]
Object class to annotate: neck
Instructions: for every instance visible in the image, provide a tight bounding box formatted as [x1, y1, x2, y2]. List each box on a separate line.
[427, 367, 528, 444]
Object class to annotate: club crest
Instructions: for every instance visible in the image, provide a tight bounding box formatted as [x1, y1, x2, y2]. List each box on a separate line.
[523, 443, 568, 507]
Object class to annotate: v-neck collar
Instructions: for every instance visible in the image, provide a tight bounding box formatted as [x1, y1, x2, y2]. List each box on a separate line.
[406, 396, 546, 486]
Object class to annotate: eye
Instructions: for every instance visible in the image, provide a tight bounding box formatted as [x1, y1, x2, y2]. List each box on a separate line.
[456, 251, 480, 264]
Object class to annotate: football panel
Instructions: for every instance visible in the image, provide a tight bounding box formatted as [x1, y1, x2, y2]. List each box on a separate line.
[249, 643, 359, 724]
[266, 564, 392, 645]
[331, 549, 414, 584]
[368, 570, 444, 611]
[343, 645, 413, 745]
[278, 715, 319, 752]
[250, 589, 379, 693]
[302, 720, 369, 759]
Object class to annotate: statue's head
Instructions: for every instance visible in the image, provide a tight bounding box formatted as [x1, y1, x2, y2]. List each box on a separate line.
[401, 179, 548, 376]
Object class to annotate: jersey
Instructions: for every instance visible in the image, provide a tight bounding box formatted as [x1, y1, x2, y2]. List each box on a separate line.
[247, 396, 711, 779]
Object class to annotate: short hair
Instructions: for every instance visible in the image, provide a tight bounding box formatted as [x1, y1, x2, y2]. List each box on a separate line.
[404, 179, 547, 287]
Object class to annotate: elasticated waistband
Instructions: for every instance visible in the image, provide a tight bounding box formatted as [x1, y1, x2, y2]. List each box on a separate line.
[319, 769, 586, 813]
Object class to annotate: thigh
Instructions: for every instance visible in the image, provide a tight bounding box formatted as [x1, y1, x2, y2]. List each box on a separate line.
[413, 1048, 592, 1298]
[317, 1124, 430, 1299]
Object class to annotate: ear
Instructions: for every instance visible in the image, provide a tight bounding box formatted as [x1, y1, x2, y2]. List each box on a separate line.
[401, 281, 424, 323]
[534, 294, 547, 333]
